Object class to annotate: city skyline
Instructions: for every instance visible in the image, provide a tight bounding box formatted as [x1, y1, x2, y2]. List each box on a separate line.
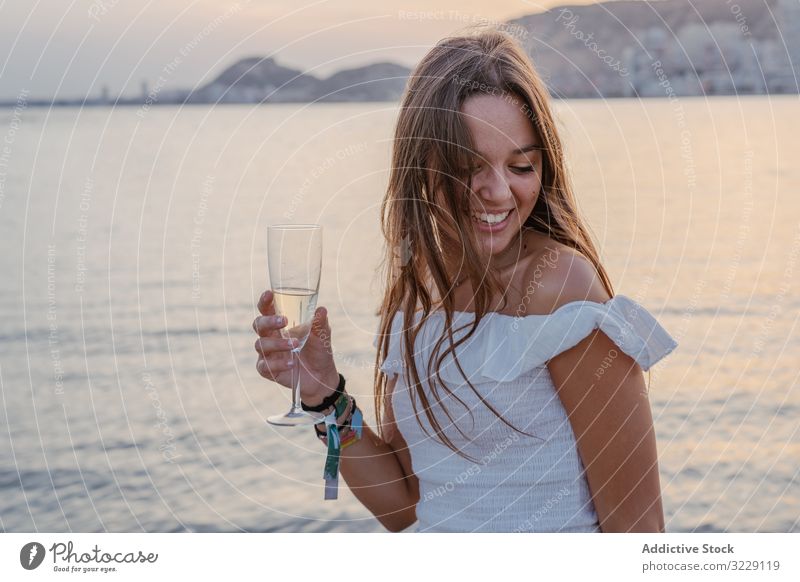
[0, 0, 605, 101]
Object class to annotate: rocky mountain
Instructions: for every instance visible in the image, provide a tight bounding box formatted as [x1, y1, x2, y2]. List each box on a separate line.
[187, 57, 411, 103]
[315, 62, 410, 102]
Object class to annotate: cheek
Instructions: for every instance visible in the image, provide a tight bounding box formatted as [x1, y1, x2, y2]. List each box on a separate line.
[510, 176, 541, 208]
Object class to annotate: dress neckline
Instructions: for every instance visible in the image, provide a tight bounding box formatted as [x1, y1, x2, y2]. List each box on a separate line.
[404, 295, 620, 320]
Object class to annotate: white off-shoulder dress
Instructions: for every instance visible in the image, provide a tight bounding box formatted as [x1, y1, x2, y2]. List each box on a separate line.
[374, 294, 678, 533]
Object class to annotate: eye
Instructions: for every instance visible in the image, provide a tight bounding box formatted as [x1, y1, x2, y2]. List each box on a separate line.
[464, 164, 482, 175]
[510, 165, 535, 174]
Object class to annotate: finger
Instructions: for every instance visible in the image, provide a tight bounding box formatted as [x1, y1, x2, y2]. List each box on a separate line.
[254, 336, 298, 357]
[256, 355, 295, 379]
[310, 306, 331, 342]
[257, 290, 276, 316]
[252, 314, 288, 337]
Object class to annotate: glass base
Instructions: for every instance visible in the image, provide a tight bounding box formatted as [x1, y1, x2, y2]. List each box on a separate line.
[267, 408, 325, 427]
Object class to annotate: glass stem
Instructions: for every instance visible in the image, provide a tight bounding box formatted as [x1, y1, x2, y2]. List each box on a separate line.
[290, 349, 302, 413]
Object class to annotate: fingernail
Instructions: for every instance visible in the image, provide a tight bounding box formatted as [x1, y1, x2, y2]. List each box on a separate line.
[287, 359, 294, 367]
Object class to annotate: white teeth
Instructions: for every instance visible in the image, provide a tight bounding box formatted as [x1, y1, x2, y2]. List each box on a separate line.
[472, 210, 511, 224]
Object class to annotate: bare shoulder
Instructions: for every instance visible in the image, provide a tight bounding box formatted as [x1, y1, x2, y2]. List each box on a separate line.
[520, 238, 611, 315]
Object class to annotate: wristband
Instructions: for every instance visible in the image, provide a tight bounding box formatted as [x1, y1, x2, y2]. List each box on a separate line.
[315, 396, 357, 439]
[320, 390, 349, 500]
[301, 374, 345, 413]
[319, 406, 362, 450]
[338, 428, 360, 450]
[316, 387, 363, 500]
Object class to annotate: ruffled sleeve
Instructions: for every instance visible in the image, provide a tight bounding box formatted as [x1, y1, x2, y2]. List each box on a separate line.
[481, 294, 678, 382]
[372, 294, 678, 384]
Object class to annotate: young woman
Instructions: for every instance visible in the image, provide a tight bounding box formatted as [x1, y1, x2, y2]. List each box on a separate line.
[253, 29, 678, 533]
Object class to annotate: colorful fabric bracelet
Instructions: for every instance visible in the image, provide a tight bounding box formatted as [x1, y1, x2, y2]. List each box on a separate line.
[315, 412, 351, 439]
[317, 389, 363, 500]
[315, 405, 356, 441]
[338, 427, 360, 450]
[313, 392, 355, 437]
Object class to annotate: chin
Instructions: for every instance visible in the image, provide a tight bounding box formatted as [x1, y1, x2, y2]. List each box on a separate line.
[476, 230, 517, 257]
[470, 207, 529, 258]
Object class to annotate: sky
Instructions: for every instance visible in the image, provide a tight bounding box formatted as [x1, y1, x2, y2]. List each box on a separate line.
[0, 0, 607, 101]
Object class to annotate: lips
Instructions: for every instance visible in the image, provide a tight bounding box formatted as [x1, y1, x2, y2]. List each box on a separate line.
[470, 208, 515, 233]
[471, 209, 512, 224]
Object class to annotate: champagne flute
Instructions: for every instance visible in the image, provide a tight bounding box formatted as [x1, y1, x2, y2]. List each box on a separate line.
[266, 224, 326, 426]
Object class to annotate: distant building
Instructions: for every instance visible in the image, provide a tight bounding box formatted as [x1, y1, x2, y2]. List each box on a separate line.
[518, 0, 799, 98]
[775, 0, 800, 90]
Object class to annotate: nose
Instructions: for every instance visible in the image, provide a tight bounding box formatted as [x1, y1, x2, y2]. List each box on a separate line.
[472, 165, 512, 207]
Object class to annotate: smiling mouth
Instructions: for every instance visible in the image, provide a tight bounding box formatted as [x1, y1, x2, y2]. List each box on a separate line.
[470, 208, 513, 225]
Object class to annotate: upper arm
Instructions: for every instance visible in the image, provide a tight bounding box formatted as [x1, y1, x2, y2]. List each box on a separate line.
[538, 249, 665, 532]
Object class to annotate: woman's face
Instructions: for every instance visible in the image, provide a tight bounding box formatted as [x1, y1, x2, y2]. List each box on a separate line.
[459, 92, 543, 260]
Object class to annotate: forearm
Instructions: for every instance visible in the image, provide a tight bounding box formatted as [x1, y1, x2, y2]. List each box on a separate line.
[594, 422, 666, 533]
[336, 422, 418, 532]
[304, 373, 417, 531]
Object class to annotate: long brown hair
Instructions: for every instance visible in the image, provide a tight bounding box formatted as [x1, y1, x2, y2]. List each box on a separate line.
[373, 28, 615, 462]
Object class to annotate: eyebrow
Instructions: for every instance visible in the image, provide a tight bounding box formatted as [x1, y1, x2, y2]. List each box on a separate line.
[512, 143, 546, 154]
[469, 143, 546, 162]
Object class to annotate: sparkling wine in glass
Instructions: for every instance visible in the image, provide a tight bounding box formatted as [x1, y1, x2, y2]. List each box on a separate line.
[266, 224, 325, 426]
